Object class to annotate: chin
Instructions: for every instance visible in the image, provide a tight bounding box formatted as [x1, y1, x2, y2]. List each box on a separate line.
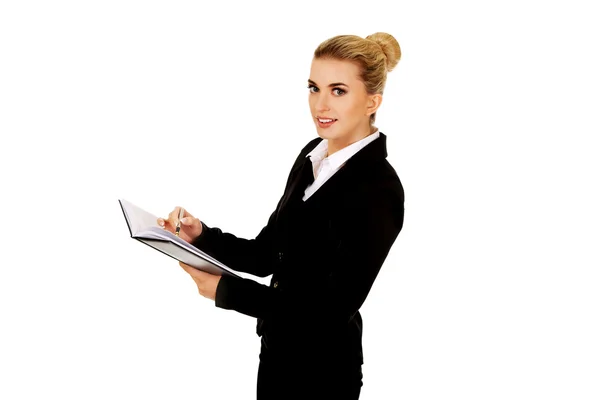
[314, 126, 341, 140]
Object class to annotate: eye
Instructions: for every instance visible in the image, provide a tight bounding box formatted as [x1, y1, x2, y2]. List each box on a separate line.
[333, 88, 346, 96]
[307, 84, 319, 93]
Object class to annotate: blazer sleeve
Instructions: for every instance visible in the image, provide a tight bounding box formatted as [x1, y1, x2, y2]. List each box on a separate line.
[191, 143, 314, 278]
[213, 180, 405, 327]
[191, 199, 281, 278]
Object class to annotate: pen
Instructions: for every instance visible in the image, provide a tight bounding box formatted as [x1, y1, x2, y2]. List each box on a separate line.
[175, 207, 184, 236]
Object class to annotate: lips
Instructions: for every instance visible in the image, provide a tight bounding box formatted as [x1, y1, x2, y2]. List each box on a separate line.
[316, 116, 337, 128]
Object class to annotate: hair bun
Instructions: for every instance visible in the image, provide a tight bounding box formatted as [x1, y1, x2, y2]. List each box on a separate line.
[366, 32, 401, 72]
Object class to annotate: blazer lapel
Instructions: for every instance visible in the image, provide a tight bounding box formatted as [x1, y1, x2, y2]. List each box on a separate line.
[277, 156, 311, 217]
[276, 132, 389, 220]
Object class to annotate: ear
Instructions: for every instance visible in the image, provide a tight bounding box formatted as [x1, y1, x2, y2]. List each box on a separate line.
[365, 93, 383, 117]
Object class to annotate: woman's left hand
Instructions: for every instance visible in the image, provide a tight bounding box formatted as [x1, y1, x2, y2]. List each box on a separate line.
[179, 262, 221, 301]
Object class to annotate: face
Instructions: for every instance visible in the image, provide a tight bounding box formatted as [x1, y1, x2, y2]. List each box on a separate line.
[308, 58, 381, 149]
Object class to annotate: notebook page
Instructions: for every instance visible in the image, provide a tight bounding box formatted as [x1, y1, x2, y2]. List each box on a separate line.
[119, 198, 161, 236]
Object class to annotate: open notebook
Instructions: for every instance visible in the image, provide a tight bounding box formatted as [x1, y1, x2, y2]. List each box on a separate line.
[118, 199, 239, 278]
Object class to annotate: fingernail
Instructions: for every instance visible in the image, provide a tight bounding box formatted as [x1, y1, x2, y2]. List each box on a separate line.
[159, 220, 164, 226]
[180, 217, 188, 225]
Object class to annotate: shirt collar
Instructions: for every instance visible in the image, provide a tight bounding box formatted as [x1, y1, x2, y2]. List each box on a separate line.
[307, 130, 380, 170]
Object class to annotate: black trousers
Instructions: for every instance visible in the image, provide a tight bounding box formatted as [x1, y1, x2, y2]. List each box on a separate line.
[256, 339, 363, 400]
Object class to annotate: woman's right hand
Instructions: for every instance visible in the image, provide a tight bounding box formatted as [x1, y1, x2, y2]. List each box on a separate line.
[157, 206, 203, 244]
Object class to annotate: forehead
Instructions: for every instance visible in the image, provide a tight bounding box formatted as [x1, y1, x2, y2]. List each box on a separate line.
[309, 58, 362, 85]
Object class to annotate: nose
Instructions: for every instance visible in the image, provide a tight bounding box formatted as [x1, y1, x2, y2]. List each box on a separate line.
[315, 92, 330, 112]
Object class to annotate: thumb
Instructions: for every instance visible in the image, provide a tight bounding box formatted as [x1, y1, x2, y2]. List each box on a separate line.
[179, 216, 196, 226]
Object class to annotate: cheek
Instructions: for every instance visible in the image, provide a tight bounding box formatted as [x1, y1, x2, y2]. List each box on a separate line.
[339, 99, 362, 120]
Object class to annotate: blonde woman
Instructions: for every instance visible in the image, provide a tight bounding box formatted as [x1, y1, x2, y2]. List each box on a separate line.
[159, 32, 404, 400]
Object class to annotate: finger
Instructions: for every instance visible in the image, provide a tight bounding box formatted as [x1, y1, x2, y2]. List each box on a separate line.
[168, 206, 181, 223]
[158, 217, 174, 229]
[158, 216, 175, 231]
[171, 206, 194, 226]
[163, 207, 180, 229]
[179, 216, 196, 226]
[180, 261, 193, 272]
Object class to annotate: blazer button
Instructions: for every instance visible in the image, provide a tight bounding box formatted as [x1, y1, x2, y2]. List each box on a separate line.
[273, 281, 279, 288]
[278, 252, 284, 262]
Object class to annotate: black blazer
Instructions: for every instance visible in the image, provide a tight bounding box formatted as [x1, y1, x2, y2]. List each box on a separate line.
[192, 132, 404, 365]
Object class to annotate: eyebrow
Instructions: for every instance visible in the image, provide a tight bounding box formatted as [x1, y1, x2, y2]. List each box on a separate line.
[307, 79, 349, 88]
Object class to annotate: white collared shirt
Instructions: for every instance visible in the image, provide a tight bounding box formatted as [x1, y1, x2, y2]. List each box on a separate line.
[302, 130, 380, 201]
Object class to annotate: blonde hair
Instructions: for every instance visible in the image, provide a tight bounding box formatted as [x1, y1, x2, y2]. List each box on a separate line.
[313, 32, 401, 125]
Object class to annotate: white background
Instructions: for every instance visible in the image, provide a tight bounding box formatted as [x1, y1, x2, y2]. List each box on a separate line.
[1, 1, 599, 399]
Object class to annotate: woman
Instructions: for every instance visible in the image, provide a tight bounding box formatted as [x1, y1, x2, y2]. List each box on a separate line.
[158, 32, 404, 400]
